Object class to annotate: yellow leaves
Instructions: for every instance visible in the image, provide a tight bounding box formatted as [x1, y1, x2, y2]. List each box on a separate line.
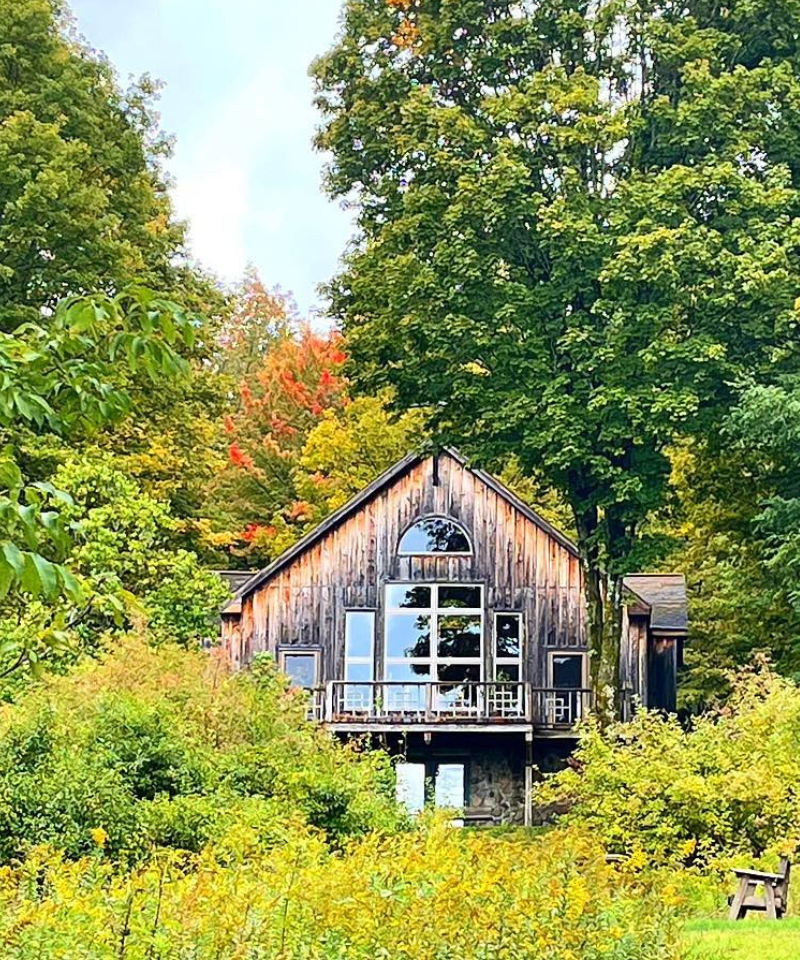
[0, 799, 682, 958]
[90, 826, 108, 847]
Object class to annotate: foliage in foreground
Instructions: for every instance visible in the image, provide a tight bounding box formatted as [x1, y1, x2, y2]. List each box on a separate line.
[0, 638, 401, 863]
[0, 824, 683, 960]
[535, 664, 800, 868]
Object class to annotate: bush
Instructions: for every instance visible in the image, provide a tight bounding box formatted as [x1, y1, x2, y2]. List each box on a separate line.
[0, 638, 403, 863]
[534, 662, 800, 867]
[0, 824, 683, 959]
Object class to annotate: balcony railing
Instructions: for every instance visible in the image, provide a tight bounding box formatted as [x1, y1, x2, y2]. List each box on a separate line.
[306, 682, 594, 729]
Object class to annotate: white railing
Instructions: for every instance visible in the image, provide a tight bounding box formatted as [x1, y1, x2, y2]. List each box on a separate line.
[311, 682, 594, 727]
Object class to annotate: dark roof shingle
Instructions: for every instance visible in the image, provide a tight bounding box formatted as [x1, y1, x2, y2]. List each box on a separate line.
[623, 574, 688, 633]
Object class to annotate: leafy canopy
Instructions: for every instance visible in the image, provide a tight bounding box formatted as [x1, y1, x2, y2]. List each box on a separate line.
[535, 661, 800, 867]
[0, 0, 216, 329]
[0, 636, 402, 863]
[312, 0, 800, 702]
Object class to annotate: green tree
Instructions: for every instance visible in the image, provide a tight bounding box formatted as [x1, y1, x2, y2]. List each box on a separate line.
[0, 0, 216, 329]
[671, 381, 800, 708]
[0, 288, 197, 676]
[312, 0, 800, 719]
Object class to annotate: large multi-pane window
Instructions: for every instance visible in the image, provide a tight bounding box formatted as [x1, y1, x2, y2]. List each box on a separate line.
[384, 584, 482, 709]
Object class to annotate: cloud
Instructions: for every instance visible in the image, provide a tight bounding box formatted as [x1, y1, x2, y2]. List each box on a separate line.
[70, 0, 353, 312]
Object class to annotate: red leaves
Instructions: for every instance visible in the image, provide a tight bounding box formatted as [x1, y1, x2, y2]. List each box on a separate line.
[241, 522, 278, 543]
[221, 324, 350, 559]
[229, 443, 254, 470]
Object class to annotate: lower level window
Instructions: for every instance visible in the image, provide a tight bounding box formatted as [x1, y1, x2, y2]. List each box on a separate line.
[395, 761, 467, 815]
[279, 650, 319, 689]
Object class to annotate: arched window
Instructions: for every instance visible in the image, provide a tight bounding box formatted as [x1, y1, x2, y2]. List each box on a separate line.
[398, 517, 472, 555]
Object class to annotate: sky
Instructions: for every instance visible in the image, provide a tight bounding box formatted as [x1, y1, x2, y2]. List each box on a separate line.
[68, 0, 354, 316]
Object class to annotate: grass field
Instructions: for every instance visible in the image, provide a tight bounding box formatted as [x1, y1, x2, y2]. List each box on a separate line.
[683, 917, 800, 959]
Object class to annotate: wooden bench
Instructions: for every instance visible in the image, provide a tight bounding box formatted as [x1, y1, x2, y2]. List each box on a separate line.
[728, 857, 791, 920]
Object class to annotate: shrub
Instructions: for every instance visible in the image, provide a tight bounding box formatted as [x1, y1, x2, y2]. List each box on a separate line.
[534, 662, 800, 867]
[0, 637, 403, 863]
[0, 824, 683, 959]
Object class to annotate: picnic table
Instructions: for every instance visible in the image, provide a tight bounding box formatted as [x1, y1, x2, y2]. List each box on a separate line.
[728, 857, 791, 921]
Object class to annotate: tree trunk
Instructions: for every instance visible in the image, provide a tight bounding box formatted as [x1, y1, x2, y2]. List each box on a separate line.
[575, 509, 624, 727]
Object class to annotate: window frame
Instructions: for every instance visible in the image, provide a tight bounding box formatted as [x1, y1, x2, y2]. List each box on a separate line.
[493, 612, 524, 682]
[384, 582, 484, 684]
[397, 515, 473, 557]
[278, 647, 321, 690]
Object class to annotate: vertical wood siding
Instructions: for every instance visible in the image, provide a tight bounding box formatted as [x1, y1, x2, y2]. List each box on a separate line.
[231, 452, 586, 687]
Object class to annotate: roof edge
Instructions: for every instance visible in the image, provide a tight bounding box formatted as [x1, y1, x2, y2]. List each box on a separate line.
[235, 448, 583, 600]
[238, 451, 424, 597]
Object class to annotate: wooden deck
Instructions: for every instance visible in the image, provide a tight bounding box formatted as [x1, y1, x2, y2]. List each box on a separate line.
[308, 681, 593, 734]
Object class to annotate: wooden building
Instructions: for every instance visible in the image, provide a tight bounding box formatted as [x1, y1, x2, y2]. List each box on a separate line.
[222, 449, 687, 824]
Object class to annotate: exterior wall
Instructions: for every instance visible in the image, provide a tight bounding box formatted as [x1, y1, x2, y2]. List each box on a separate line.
[229, 451, 586, 688]
[620, 609, 650, 710]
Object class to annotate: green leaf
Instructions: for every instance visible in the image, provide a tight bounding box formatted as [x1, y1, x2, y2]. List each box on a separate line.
[59, 567, 83, 602]
[1, 541, 25, 579]
[31, 554, 59, 599]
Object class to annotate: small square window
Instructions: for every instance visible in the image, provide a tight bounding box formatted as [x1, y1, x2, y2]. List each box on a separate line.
[551, 654, 584, 689]
[280, 652, 319, 689]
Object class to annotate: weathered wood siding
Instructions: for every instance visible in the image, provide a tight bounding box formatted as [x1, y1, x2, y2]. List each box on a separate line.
[230, 452, 586, 687]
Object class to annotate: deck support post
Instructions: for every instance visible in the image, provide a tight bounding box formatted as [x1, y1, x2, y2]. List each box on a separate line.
[524, 730, 534, 828]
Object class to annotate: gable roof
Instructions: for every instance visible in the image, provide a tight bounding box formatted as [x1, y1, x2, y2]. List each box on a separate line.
[228, 448, 579, 606]
[623, 574, 688, 634]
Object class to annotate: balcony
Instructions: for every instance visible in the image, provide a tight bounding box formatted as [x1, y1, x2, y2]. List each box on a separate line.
[307, 681, 594, 733]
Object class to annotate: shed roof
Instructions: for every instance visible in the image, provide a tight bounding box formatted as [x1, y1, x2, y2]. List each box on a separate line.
[623, 574, 688, 633]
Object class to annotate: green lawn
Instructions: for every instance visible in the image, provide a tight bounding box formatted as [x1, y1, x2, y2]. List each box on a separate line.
[683, 917, 800, 959]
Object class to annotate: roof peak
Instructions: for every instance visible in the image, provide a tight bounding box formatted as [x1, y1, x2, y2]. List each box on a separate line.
[235, 447, 579, 599]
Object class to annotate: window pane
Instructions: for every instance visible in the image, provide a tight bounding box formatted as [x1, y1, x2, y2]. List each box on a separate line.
[552, 654, 583, 689]
[386, 585, 431, 609]
[434, 764, 465, 810]
[345, 611, 374, 659]
[495, 664, 519, 682]
[396, 763, 426, 815]
[496, 614, 521, 658]
[282, 654, 317, 689]
[399, 518, 471, 554]
[437, 615, 481, 658]
[345, 662, 372, 683]
[437, 664, 480, 710]
[386, 614, 431, 658]
[439, 586, 481, 609]
[386, 662, 430, 682]
[437, 663, 481, 684]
